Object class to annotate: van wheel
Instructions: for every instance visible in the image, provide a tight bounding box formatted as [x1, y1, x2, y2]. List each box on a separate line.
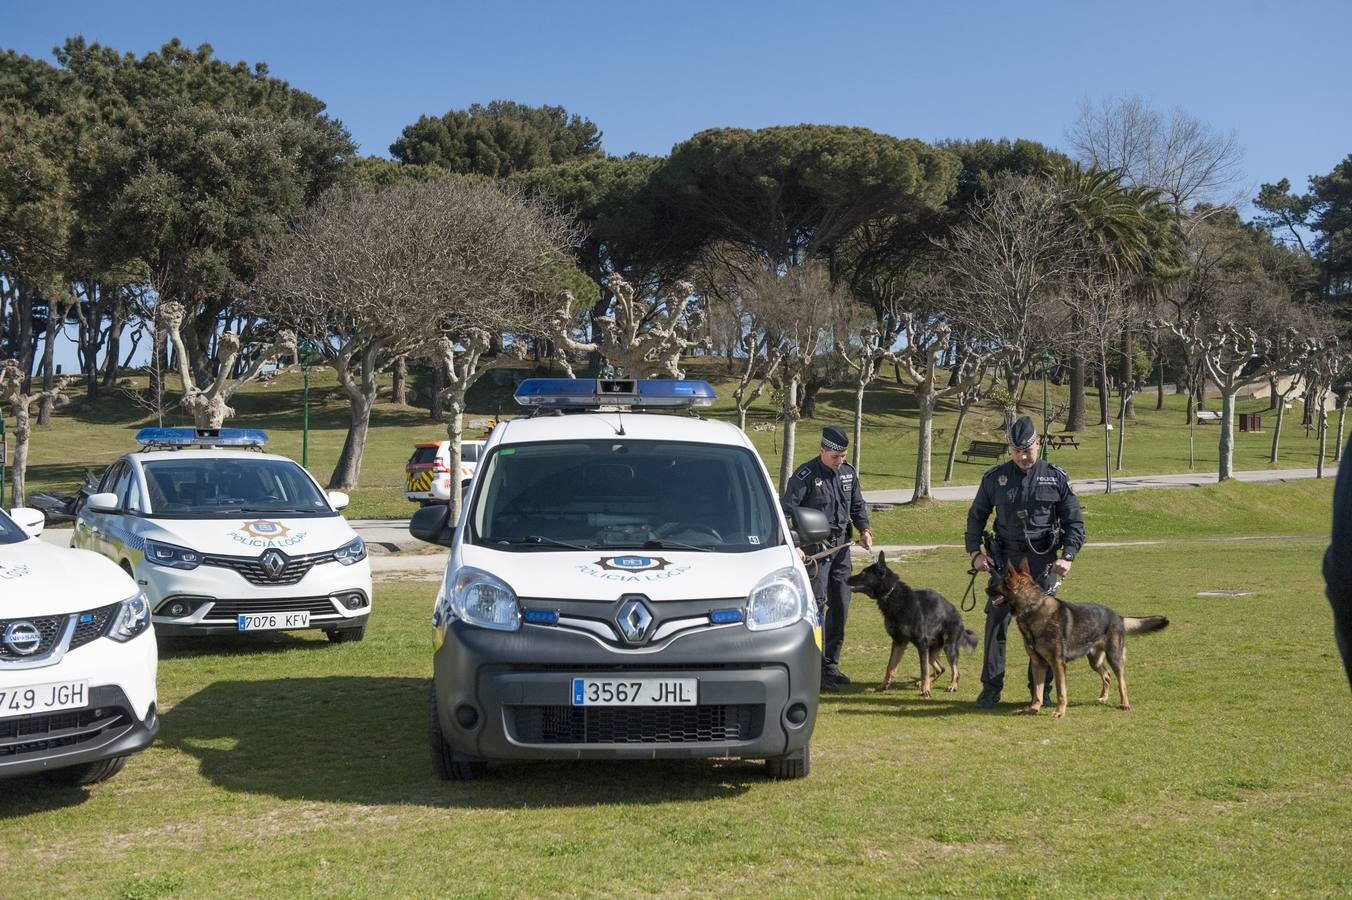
[429, 684, 485, 781]
[43, 755, 128, 786]
[765, 744, 811, 780]
[327, 625, 366, 643]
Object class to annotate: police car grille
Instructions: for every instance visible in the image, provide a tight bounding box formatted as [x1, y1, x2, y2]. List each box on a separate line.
[200, 552, 335, 586]
[510, 704, 764, 745]
[0, 614, 67, 660]
[0, 706, 131, 759]
[70, 603, 120, 650]
[203, 596, 340, 619]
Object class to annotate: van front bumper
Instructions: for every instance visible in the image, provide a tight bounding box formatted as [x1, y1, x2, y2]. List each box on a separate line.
[432, 618, 819, 761]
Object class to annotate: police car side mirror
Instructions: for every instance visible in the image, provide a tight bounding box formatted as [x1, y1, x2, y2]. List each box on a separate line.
[10, 507, 45, 538]
[327, 491, 350, 511]
[87, 492, 120, 513]
[410, 503, 455, 547]
[789, 506, 831, 547]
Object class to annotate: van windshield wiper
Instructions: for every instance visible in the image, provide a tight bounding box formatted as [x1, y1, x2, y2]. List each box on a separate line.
[492, 535, 596, 551]
[640, 539, 713, 553]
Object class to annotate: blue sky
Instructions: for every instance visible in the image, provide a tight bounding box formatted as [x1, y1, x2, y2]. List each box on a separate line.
[8, 0, 1350, 197]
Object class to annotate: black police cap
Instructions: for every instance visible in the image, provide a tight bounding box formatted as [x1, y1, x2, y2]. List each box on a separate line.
[821, 426, 848, 451]
[1008, 416, 1038, 449]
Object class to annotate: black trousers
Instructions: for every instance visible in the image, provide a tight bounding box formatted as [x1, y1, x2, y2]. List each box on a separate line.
[809, 541, 852, 668]
[980, 549, 1058, 693]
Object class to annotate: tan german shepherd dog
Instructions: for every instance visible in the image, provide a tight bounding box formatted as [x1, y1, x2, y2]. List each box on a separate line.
[999, 559, 1168, 718]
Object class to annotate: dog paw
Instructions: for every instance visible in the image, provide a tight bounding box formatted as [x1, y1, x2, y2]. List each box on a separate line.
[873, 684, 889, 693]
[1119, 703, 1132, 711]
[920, 689, 932, 698]
[945, 684, 958, 693]
[1052, 708, 1066, 719]
[1098, 696, 1109, 704]
[1019, 706, 1040, 715]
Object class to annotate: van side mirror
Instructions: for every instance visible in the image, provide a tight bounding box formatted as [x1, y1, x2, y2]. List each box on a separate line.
[788, 506, 831, 547]
[87, 492, 120, 513]
[410, 503, 456, 547]
[327, 491, 350, 511]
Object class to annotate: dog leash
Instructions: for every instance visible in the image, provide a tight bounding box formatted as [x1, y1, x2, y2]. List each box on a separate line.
[802, 540, 853, 574]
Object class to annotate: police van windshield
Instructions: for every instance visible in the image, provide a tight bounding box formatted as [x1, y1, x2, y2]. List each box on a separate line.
[141, 459, 336, 518]
[470, 440, 782, 552]
[0, 509, 28, 544]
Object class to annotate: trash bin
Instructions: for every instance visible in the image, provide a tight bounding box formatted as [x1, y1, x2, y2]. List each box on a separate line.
[1239, 413, 1262, 432]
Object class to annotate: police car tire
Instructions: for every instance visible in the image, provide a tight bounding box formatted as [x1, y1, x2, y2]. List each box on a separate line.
[429, 684, 485, 781]
[764, 744, 811, 780]
[326, 625, 366, 643]
[42, 755, 128, 786]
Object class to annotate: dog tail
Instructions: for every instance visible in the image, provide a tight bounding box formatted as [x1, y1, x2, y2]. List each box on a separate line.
[1124, 616, 1169, 635]
[960, 628, 979, 651]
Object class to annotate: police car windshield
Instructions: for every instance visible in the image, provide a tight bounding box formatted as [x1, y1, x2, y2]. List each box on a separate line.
[141, 458, 335, 518]
[0, 509, 27, 544]
[469, 440, 782, 552]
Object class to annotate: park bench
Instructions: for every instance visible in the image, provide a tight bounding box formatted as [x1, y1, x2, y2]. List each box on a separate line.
[1043, 433, 1081, 449]
[1195, 410, 1221, 423]
[962, 440, 1008, 462]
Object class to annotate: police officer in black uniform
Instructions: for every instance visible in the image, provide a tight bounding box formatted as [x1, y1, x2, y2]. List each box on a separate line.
[965, 416, 1085, 708]
[782, 426, 873, 692]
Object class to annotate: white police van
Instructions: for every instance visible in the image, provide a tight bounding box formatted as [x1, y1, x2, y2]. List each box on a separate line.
[410, 379, 831, 780]
[1, 505, 158, 784]
[72, 429, 373, 642]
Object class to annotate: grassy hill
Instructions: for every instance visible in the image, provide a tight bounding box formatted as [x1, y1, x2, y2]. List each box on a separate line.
[8, 359, 1342, 519]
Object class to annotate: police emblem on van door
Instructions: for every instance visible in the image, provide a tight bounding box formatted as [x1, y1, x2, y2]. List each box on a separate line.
[595, 555, 670, 572]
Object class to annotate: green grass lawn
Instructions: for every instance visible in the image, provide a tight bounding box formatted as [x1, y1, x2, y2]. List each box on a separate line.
[10, 360, 1343, 519]
[3, 536, 1349, 897]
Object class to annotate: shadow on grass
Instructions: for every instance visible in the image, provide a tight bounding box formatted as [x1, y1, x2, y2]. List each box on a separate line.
[161, 676, 758, 808]
[0, 779, 93, 816]
[157, 632, 332, 659]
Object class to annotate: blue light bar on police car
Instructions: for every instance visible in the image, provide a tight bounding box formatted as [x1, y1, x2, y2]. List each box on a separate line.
[513, 378, 716, 409]
[134, 427, 270, 448]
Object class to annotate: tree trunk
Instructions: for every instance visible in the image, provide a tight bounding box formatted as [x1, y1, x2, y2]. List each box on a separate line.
[1114, 381, 1128, 471]
[1120, 331, 1135, 419]
[36, 305, 58, 426]
[1155, 353, 1166, 410]
[445, 393, 467, 524]
[330, 389, 375, 489]
[1270, 398, 1287, 465]
[9, 400, 31, 508]
[1066, 352, 1086, 431]
[912, 391, 936, 502]
[1316, 402, 1329, 479]
[1267, 375, 1279, 412]
[1336, 399, 1347, 464]
[778, 378, 798, 493]
[1096, 354, 1110, 426]
[391, 355, 408, 407]
[799, 381, 821, 419]
[1102, 415, 1113, 494]
[944, 401, 971, 483]
[430, 363, 446, 420]
[736, 405, 748, 432]
[851, 381, 865, 471]
[1218, 388, 1236, 481]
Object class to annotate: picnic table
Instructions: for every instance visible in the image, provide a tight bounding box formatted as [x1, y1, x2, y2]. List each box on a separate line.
[1043, 433, 1081, 449]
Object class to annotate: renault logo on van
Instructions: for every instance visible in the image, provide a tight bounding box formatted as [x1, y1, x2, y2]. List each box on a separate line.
[3, 621, 43, 656]
[616, 598, 653, 643]
[261, 550, 288, 579]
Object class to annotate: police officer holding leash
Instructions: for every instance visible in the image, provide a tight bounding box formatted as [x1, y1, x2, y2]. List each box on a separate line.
[782, 426, 873, 692]
[965, 416, 1085, 708]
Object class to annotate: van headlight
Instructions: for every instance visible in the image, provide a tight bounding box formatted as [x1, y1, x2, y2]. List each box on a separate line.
[333, 536, 367, 566]
[745, 567, 809, 632]
[447, 567, 520, 631]
[144, 539, 201, 570]
[107, 592, 152, 642]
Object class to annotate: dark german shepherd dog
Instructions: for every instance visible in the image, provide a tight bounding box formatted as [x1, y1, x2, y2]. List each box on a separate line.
[847, 552, 979, 697]
[999, 559, 1168, 718]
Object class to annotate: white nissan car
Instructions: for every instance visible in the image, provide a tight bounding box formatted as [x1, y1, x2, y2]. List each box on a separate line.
[72, 429, 373, 642]
[1, 505, 158, 785]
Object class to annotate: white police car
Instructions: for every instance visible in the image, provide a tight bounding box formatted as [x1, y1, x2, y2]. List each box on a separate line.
[410, 379, 832, 781]
[1, 505, 158, 785]
[72, 429, 372, 642]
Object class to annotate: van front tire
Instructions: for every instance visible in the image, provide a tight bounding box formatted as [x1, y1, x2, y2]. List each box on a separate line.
[429, 684, 485, 781]
[765, 744, 811, 780]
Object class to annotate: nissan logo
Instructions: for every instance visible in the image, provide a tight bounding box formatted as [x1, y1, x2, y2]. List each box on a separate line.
[261, 550, 287, 579]
[3, 621, 43, 656]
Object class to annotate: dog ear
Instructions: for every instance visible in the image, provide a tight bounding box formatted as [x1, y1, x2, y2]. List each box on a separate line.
[1019, 558, 1031, 576]
[877, 550, 885, 566]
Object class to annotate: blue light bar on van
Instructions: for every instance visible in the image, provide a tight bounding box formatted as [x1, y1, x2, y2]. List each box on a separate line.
[513, 378, 716, 409]
[709, 608, 744, 625]
[134, 427, 270, 448]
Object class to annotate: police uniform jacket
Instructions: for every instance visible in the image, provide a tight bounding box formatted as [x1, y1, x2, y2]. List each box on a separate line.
[964, 458, 1085, 560]
[782, 458, 869, 541]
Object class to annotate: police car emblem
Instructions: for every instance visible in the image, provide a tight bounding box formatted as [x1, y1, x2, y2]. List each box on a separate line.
[239, 519, 292, 540]
[0, 563, 31, 581]
[595, 555, 670, 572]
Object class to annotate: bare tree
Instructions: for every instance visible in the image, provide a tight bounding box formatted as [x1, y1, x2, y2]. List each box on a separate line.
[0, 359, 69, 507]
[838, 326, 886, 471]
[552, 275, 706, 379]
[154, 300, 295, 429]
[1305, 338, 1348, 479]
[1069, 272, 1133, 492]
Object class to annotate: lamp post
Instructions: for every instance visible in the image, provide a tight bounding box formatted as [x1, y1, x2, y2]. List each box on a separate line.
[0, 414, 6, 508]
[1038, 351, 1055, 460]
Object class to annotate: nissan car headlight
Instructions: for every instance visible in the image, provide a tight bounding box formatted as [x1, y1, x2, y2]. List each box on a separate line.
[745, 567, 809, 632]
[144, 539, 202, 571]
[333, 536, 367, 566]
[107, 592, 152, 642]
[449, 567, 520, 631]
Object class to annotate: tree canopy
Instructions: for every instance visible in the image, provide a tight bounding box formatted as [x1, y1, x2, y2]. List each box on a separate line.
[390, 100, 602, 177]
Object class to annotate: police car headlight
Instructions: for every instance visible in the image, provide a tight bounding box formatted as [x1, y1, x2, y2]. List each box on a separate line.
[448, 567, 520, 632]
[333, 536, 367, 566]
[144, 539, 201, 571]
[745, 567, 809, 632]
[107, 592, 152, 642]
